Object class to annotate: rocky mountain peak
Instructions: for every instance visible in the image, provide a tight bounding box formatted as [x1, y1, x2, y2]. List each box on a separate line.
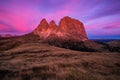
[49, 20, 57, 27]
[34, 18, 49, 35]
[34, 16, 88, 41]
[59, 16, 88, 40]
[61, 16, 72, 20]
[40, 18, 48, 24]
[39, 18, 49, 29]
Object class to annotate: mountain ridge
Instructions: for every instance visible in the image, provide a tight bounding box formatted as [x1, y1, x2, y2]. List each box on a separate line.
[34, 16, 88, 41]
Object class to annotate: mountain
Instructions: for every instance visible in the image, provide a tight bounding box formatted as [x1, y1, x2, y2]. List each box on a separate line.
[34, 16, 87, 41]
[0, 16, 120, 80]
[33, 16, 109, 52]
[0, 31, 120, 80]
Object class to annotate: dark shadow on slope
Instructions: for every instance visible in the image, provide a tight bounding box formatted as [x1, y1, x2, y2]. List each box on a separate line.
[46, 38, 97, 52]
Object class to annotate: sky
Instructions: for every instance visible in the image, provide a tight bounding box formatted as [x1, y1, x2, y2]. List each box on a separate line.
[0, 0, 120, 39]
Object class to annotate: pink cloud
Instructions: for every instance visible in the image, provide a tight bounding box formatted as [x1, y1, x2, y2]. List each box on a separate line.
[0, 24, 6, 30]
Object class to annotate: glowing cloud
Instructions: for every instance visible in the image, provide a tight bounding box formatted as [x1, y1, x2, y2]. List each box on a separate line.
[0, 0, 120, 39]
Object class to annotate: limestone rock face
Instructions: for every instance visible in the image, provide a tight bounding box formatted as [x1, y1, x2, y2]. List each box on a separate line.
[34, 19, 49, 38]
[34, 16, 88, 41]
[59, 16, 87, 41]
[49, 20, 57, 30]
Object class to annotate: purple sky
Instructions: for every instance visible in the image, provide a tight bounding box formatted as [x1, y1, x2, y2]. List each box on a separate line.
[0, 0, 120, 39]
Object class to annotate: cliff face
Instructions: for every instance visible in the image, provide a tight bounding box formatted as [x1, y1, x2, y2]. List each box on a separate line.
[34, 16, 88, 41]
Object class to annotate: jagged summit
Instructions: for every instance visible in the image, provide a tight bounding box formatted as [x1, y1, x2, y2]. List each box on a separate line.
[34, 18, 48, 35]
[49, 20, 57, 29]
[59, 16, 87, 39]
[34, 16, 88, 41]
[61, 16, 72, 19]
[39, 18, 48, 28]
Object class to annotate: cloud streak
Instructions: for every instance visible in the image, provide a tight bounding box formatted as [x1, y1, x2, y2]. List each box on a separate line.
[0, 0, 120, 39]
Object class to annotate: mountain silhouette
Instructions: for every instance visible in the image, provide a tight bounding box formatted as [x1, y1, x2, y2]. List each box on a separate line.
[34, 16, 87, 41]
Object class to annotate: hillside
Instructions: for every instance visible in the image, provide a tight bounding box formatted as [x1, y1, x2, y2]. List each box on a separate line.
[0, 33, 120, 80]
[0, 16, 120, 80]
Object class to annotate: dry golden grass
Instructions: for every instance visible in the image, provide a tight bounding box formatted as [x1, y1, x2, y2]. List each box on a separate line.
[0, 35, 120, 80]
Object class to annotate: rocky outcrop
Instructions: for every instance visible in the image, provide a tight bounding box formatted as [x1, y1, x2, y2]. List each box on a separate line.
[33, 16, 91, 51]
[59, 16, 87, 41]
[34, 19, 49, 38]
[34, 16, 88, 41]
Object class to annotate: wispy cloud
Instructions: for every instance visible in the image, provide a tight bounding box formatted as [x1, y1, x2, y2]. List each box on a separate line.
[0, 0, 120, 38]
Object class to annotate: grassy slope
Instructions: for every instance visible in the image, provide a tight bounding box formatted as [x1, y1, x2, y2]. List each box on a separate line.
[0, 34, 120, 80]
